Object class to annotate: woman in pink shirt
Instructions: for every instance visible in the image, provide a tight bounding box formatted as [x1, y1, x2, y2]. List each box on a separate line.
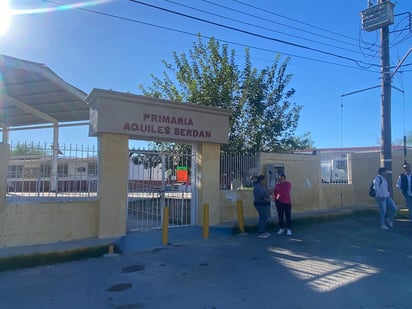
[273, 174, 292, 236]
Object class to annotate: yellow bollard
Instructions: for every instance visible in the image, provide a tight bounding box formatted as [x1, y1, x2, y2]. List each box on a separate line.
[108, 244, 114, 254]
[237, 200, 245, 234]
[202, 203, 209, 239]
[162, 207, 169, 245]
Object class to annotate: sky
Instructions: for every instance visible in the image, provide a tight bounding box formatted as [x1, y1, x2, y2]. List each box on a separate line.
[1, 0, 411, 150]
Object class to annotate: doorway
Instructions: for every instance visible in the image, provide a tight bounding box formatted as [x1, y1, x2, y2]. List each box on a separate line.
[127, 147, 197, 230]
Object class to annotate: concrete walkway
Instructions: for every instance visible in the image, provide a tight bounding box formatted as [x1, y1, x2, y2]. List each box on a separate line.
[0, 225, 234, 261]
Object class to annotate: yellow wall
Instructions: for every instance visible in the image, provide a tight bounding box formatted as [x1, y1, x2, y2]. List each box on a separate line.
[97, 133, 129, 238]
[1, 201, 98, 247]
[219, 190, 254, 222]
[219, 150, 412, 223]
[196, 142, 221, 225]
[259, 152, 322, 212]
[2, 144, 412, 248]
[0, 143, 9, 247]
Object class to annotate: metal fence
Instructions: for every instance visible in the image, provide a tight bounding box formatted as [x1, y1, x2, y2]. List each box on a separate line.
[320, 152, 350, 184]
[6, 142, 257, 202]
[7, 142, 98, 201]
[127, 148, 194, 230]
[220, 152, 258, 190]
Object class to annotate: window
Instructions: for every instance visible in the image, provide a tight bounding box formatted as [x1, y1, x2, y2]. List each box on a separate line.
[40, 164, 51, 177]
[76, 167, 86, 173]
[88, 163, 97, 176]
[321, 153, 350, 184]
[58, 163, 69, 177]
[8, 165, 23, 178]
[24, 167, 40, 178]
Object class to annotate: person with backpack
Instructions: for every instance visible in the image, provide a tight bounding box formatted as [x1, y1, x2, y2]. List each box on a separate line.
[373, 167, 397, 229]
[396, 162, 412, 223]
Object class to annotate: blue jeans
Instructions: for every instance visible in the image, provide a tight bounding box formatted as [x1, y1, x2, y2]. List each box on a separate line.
[375, 196, 397, 226]
[254, 204, 270, 233]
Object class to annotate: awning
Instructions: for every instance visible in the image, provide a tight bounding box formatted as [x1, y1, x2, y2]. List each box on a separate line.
[0, 54, 89, 128]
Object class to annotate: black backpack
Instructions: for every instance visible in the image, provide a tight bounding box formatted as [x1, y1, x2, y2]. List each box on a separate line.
[368, 176, 382, 197]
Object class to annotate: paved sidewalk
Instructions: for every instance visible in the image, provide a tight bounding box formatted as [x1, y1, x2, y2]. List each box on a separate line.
[0, 206, 376, 260]
[0, 213, 411, 309]
[0, 225, 234, 261]
[0, 237, 119, 259]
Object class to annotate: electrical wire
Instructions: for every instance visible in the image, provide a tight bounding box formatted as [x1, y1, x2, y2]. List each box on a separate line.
[41, 0, 380, 72]
[232, 0, 362, 44]
[129, 0, 380, 69]
[173, 0, 376, 57]
[42, 0, 409, 73]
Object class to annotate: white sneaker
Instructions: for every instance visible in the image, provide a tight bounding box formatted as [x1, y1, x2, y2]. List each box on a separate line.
[277, 228, 284, 235]
[286, 229, 292, 236]
[386, 220, 394, 228]
[257, 232, 271, 239]
[381, 225, 389, 230]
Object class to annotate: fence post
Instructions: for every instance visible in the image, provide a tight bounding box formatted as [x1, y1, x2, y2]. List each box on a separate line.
[162, 206, 169, 245]
[202, 203, 209, 239]
[237, 199, 245, 233]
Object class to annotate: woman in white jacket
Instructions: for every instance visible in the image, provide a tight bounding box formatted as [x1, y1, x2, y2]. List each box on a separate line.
[374, 167, 397, 229]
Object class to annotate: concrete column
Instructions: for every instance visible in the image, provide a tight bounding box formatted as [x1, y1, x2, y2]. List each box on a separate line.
[1, 127, 9, 144]
[0, 143, 10, 247]
[197, 142, 221, 225]
[97, 133, 128, 238]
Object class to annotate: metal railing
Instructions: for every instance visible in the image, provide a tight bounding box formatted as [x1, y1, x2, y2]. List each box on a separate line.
[220, 152, 258, 190]
[6, 142, 258, 203]
[7, 142, 98, 201]
[320, 152, 350, 184]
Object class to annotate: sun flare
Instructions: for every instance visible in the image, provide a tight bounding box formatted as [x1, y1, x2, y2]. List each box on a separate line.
[0, 0, 116, 35]
[0, 0, 12, 35]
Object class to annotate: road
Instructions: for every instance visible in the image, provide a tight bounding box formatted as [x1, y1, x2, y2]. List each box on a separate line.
[1, 214, 411, 309]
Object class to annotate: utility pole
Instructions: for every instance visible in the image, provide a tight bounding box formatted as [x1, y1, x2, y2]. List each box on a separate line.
[380, 0, 393, 192]
[361, 0, 395, 192]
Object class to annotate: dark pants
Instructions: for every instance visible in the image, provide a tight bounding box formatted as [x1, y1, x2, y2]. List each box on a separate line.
[276, 200, 292, 229]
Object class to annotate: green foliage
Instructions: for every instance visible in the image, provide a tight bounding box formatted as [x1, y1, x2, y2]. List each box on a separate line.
[10, 142, 47, 156]
[129, 151, 162, 169]
[393, 132, 412, 146]
[139, 35, 313, 153]
[129, 144, 192, 182]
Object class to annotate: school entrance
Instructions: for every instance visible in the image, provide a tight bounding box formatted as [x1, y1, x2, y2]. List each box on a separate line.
[127, 148, 197, 231]
[86, 89, 231, 239]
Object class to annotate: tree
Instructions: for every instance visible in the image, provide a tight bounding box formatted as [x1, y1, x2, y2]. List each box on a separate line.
[139, 36, 312, 153]
[394, 132, 412, 146]
[10, 142, 47, 156]
[129, 149, 162, 184]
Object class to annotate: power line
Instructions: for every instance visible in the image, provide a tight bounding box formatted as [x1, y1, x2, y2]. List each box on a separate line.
[232, 0, 411, 68]
[41, 0, 380, 73]
[167, 0, 376, 58]
[129, 0, 380, 69]
[232, 0, 364, 44]
[205, 0, 378, 55]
